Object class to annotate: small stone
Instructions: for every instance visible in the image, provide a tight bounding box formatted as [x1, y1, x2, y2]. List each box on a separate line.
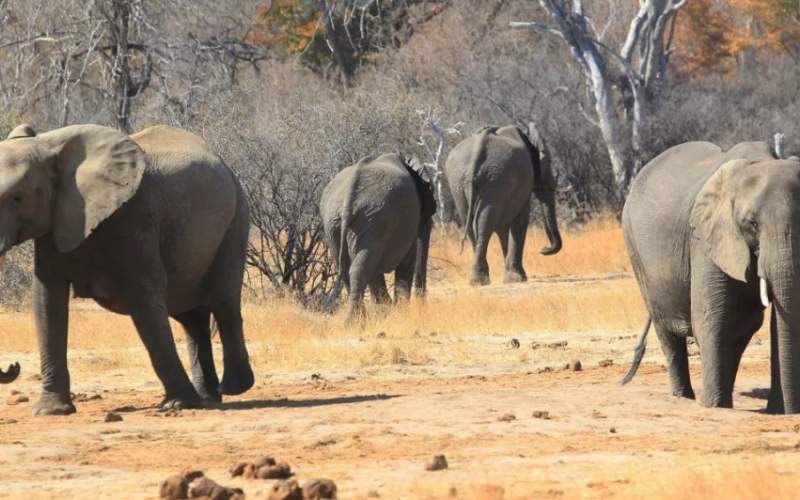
[6, 395, 29, 405]
[159, 475, 188, 499]
[609, 427, 617, 434]
[598, 359, 613, 368]
[537, 366, 553, 374]
[530, 342, 542, 350]
[366, 491, 380, 498]
[448, 486, 458, 497]
[532, 411, 551, 419]
[10, 389, 21, 395]
[302, 478, 338, 499]
[548, 341, 568, 348]
[376, 332, 386, 339]
[507, 338, 520, 349]
[104, 412, 123, 422]
[497, 413, 516, 422]
[429, 331, 438, 337]
[0, 418, 18, 425]
[425, 454, 448, 471]
[257, 462, 293, 479]
[266, 479, 303, 500]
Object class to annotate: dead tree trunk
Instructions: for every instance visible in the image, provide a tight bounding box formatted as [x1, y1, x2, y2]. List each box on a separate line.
[511, 0, 686, 199]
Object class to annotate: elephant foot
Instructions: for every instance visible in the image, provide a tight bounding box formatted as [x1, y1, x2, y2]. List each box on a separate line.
[470, 271, 490, 286]
[503, 270, 527, 284]
[160, 393, 204, 411]
[766, 388, 785, 414]
[193, 381, 222, 403]
[671, 387, 696, 400]
[219, 363, 254, 396]
[32, 392, 76, 416]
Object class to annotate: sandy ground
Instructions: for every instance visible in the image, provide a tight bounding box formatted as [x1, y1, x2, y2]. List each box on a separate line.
[1, 280, 799, 499]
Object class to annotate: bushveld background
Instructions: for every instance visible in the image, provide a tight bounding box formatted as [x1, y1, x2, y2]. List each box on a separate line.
[0, 2, 799, 499]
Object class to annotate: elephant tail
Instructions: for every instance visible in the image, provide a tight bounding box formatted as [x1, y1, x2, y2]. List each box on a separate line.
[621, 316, 651, 385]
[460, 129, 491, 252]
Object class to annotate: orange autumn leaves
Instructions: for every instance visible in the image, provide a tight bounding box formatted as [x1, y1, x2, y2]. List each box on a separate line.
[674, 0, 800, 75]
[248, 0, 322, 56]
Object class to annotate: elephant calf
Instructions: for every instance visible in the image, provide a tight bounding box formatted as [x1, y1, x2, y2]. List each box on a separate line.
[444, 123, 562, 285]
[321, 153, 436, 322]
[0, 123, 254, 415]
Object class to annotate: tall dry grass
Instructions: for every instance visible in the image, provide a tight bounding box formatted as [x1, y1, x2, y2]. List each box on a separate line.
[0, 218, 645, 376]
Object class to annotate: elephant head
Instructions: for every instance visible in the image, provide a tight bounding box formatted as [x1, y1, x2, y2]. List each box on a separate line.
[690, 157, 800, 413]
[0, 124, 145, 254]
[0, 361, 19, 383]
[519, 122, 562, 255]
[403, 155, 437, 296]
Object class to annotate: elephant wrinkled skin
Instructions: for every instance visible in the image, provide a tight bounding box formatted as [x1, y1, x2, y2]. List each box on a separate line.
[444, 124, 562, 285]
[0, 124, 254, 415]
[623, 140, 800, 413]
[321, 153, 436, 323]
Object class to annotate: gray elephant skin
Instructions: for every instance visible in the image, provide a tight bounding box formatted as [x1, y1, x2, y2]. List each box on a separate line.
[0, 123, 254, 415]
[623, 140, 800, 413]
[444, 124, 562, 285]
[321, 153, 436, 321]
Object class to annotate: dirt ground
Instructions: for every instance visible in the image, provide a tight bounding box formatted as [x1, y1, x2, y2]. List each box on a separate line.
[1, 277, 799, 499]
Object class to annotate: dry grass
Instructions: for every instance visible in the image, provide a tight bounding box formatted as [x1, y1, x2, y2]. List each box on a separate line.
[0, 218, 645, 377]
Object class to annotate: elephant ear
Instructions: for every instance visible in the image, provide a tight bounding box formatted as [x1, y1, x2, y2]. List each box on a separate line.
[689, 158, 753, 282]
[42, 125, 146, 253]
[7, 124, 36, 139]
[403, 155, 437, 225]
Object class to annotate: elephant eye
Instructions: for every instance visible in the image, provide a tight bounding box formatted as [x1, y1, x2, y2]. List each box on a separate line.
[10, 193, 22, 204]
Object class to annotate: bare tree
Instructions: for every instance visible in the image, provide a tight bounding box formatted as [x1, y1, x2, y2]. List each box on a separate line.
[416, 108, 463, 225]
[511, 0, 686, 197]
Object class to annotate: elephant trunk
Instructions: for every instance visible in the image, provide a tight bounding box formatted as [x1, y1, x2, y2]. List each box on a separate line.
[0, 362, 20, 384]
[538, 190, 562, 255]
[767, 240, 800, 413]
[414, 220, 433, 297]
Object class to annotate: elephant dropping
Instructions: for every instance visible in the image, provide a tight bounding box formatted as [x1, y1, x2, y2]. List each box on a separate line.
[257, 462, 293, 479]
[159, 475, 189, 499]
[254, 455, 277, 468]
[302, 478, 338, 499]
[189, 476, 233, 500]
[266, 480, 303, 500]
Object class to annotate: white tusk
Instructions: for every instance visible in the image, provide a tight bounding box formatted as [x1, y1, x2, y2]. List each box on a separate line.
[760, 278, 771, 308]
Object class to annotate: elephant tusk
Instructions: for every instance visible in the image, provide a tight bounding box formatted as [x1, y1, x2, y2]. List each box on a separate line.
[760, 278, 771, 308]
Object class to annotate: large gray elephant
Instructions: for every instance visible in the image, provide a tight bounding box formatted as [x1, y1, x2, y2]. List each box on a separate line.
[623, 140, 800, 413]
[444, 124, 562, 285]
[0, 123, 254, 415]
[321, 153, 436, 322]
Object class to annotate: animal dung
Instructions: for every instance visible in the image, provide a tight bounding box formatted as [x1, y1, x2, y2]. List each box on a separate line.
[532, 410, 551, 419]
[266, 480, 303, 500]
[302, 478, 338, 499]
[507, 338, 521, 349]
[230, 455, 293, 480]
[425, 454, 449, 471]
[104, 412, 123, 422]
[497, 413, 516, 422]
[566, 360, 582, 371]
[598, 359, 614, 367]
[159, 475, 188, 499]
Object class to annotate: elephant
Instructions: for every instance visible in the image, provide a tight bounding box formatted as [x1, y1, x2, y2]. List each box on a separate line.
[321, 153, 436, 322]
[0, 123, 254, 415]
[622, 140, 800, 413]
[443, 123, 562, 285]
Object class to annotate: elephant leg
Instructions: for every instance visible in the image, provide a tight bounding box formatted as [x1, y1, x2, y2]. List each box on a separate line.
[497, 227, 509, 259]
[505, 201, 530, 283]
[768, 309, 785, 413]
[31, 271, 75, 416]
[211, 301, 255, 396]
[130, 292, 202, 410]
[470, 206, 498, 286]
[173, 306, 220, 402]
[653, 323, 695, 399]
[369, 275, 391, 305]
[346, 249, 376, 325]
[394, 244, 417, 304]
[691, 258, 762, 408]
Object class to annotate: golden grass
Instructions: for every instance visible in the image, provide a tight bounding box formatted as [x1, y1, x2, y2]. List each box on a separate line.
[0, 217, 646, 376]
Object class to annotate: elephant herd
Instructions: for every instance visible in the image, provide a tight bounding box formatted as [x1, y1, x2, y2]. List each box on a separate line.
[0, 121, 796, 416]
